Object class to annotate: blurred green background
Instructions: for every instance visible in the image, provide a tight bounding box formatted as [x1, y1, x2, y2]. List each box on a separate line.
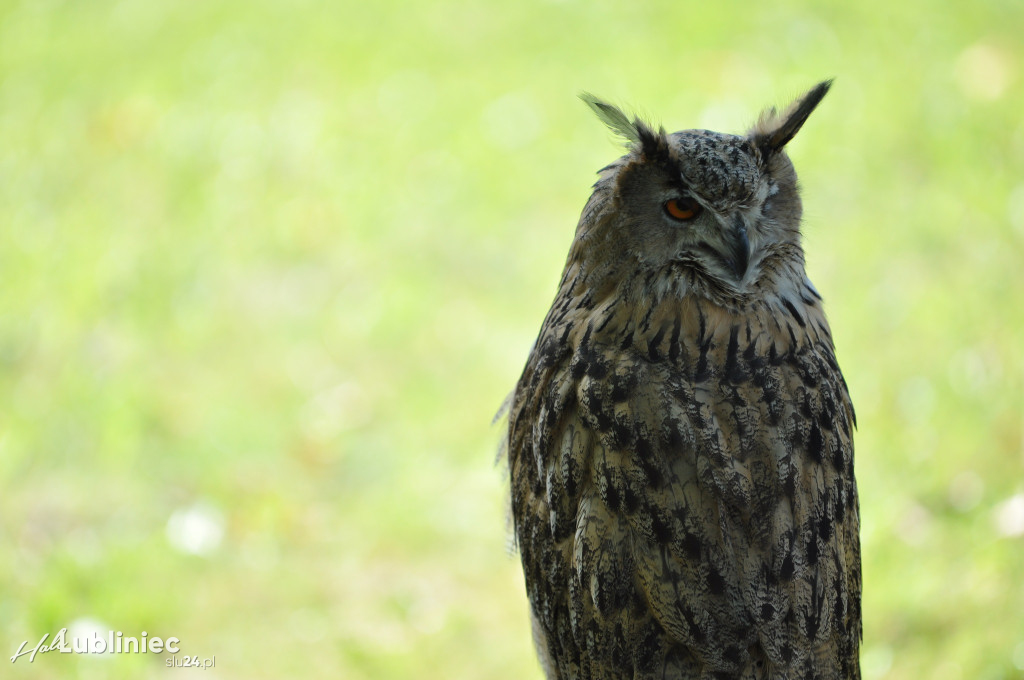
[1, 0, 1022, 678]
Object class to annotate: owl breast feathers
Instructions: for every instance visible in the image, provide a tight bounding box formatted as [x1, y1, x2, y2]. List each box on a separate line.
[506, 82, 861, 680]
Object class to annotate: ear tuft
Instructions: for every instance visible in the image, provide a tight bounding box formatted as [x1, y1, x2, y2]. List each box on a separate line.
[580, 93, 639, 144]
[750, 79, 832, 156]
[580, 93, 668, 160]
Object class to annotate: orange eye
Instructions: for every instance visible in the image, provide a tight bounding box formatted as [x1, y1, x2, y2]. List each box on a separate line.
[664, 197, 702, 221]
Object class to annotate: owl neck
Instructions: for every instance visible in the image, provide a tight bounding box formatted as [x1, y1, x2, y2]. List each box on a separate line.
[549, 247, 830, 361]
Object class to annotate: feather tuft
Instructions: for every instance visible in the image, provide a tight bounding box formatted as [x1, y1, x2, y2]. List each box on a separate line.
[580, 92, 641, 145]
[580, 92, 669, 161]
[750, 79, 833, 155]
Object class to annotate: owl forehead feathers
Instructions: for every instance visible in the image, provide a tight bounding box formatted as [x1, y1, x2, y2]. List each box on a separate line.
[581, 81, 832, 204]
[666, 131, 761, 205]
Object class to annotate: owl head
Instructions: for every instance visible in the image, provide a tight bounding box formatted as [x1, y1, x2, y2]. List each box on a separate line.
[574, 81, 831, 304]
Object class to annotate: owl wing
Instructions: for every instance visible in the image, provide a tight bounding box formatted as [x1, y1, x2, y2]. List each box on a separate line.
[509, 311, 860, 679]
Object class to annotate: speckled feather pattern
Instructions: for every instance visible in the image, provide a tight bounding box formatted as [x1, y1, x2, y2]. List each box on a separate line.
[506, 84, 860, 679]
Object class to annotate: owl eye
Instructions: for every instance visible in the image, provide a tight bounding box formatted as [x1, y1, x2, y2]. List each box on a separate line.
[664, 197, 702, 221]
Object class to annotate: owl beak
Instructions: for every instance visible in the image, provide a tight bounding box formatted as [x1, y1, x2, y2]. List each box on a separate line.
[727, 225, 750, 279]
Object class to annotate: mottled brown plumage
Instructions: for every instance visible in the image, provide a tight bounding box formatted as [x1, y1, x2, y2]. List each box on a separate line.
[505, 82, 860, 679]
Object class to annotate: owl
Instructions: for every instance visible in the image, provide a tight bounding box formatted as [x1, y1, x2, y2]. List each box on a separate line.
[505, 81, 860, 680]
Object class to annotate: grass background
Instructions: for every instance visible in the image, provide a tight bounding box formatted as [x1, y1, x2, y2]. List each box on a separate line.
[1, 0, 1022, 678]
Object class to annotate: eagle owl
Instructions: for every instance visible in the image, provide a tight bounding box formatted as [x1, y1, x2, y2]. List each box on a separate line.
[505, 82, 860, 679]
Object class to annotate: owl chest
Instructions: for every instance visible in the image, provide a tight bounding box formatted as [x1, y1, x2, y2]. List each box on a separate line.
[529, 320, 853, 522]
